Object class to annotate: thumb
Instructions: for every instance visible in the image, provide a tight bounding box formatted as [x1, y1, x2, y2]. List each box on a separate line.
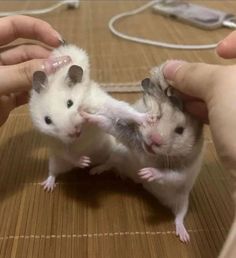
[216, 30, 236, 59]
[0, 55, 71, 95]
[163, 60, 220, 102]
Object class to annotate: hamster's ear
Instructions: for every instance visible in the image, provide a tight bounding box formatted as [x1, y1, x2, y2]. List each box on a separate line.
[32, 71, 48, 93]
[169, 96, 184, 111]
[141, 78, 155, 94]
[141, 78, 163, 97]
[67, 65, 83, 86]
[164, 86, 184, 111]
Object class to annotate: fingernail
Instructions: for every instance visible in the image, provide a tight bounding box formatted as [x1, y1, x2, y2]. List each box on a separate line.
[50, 28, 64, 44]
[217, 39, 226, 48]
[42, 55, 72, 74]
[163, 60, 186, 81]
[59, 39, 67, 46]
[52, 30, 63, 42]
[215, 40, 227, 55]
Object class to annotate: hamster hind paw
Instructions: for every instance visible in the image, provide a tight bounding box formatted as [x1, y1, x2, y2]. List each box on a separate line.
[41, 176, 56, 192]
[176, 223, 190, 243]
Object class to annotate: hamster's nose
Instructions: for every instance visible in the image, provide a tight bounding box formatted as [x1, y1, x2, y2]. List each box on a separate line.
[150, 132, 163, 146]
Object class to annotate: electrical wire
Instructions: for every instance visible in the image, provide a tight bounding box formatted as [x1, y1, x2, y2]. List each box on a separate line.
[0, 0, 79, 17]
[108, 0, 218, 50]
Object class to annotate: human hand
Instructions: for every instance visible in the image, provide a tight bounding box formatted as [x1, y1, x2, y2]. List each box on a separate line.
[0, 15, 70, 126]
[163, 60, 236, 169]
[216, 30, 236, 59]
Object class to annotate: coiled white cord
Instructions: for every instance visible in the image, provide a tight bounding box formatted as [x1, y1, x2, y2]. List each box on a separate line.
[0, 0, 79, 17]
[108, 0, 218, 50]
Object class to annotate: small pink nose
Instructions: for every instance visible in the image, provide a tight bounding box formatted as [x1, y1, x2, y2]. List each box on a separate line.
[150, 132, 163, 146]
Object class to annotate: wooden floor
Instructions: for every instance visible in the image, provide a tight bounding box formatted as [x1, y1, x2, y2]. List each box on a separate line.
[0, 1, 235, 257]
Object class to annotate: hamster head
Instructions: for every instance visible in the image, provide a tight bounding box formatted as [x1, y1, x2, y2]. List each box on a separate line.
[139, 78, 203, 158]
[29, 64, 89, 144]
[50, 44, 90, 83]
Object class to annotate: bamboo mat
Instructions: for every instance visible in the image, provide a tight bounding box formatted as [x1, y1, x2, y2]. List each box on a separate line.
[0, 1, 235, 257]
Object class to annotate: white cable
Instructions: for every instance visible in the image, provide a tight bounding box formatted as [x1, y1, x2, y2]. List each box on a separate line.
[101, 82, 142, 93]
[108, 0, 218, 50]
[0, 0, 79, 17]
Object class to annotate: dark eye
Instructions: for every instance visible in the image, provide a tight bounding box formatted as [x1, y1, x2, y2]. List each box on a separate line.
[44, 116, 52, 125]
[67, 99, 73, 108]
[175, 127, 184, 135]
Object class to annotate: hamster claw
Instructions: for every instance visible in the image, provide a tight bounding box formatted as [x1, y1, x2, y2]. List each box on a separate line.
[139, 113, 157, 128]
[147, 113, 157, 125]
[76, 156, 91, 168]
[41, 175, 56, 192]
[138, 167, 162, 182]
[175, 223, 190, 243]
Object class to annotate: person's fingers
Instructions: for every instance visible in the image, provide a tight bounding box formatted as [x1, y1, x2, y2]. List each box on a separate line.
[176, 91, 201, 102]
[163, 60, 221, 102]
[15, 91, 29, 107]
[0, 55, 72, 95]
[0, 15, 62, 47]
[0, 45, 51, 65]
[208, 88, 236, 169]
[0, 92, 29, 126]
[0, 94, 15, 125]
[184, 101, 209, 124]
[216, 31, 236, 59]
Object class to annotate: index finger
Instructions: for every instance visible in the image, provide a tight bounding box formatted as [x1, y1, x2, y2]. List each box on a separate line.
[0, 15, 61, 47]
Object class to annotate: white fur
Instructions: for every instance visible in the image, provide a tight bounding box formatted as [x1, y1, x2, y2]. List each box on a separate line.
[85, 67, 204, 243]
[29, 44, 148, 191]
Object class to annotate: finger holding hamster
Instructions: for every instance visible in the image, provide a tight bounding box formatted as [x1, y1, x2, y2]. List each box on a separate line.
[0, 55, 72, 95]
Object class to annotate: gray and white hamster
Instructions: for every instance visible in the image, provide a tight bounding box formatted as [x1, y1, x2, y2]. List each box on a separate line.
[29, 44, 148, 191]
[82, 65, 204, 243]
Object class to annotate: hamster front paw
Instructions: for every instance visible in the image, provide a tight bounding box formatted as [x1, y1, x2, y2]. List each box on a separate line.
[147, 113, 157, 125]
[138, 167, 163, 182]
[133, 112, 148, 126]
[80, 111, 113, 132]
[138, 113, 157, 128]
[41, 175, 56, 192]
[76, 156, 91, 168]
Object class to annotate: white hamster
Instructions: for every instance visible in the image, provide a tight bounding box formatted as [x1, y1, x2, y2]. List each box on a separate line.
[82, 65, 204, 243]
[29, 44, 148, 191]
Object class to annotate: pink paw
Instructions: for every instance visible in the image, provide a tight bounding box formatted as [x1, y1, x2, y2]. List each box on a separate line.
[138, 167, 162, 182]
[135, 113, 149, 126]
[138, 113, 157, 128]
[80, 111, 112, 132]
[147, 113, 157, 124]
[76, 156, 91, 168]
[176, 223, 190, 243]
[41, 176, 56, 192]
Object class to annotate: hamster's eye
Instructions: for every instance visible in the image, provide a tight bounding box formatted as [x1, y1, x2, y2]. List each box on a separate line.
[67, 99, 74, 108]
[44, 116, 52, 125]
[175, 126, 184, 135]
